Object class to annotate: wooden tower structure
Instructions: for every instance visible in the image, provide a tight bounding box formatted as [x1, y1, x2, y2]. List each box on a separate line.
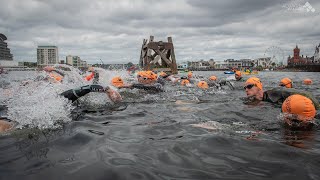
[139, 36, 178, 74]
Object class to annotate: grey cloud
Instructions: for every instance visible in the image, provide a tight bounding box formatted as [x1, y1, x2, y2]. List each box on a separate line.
[0, 0, 319, 63]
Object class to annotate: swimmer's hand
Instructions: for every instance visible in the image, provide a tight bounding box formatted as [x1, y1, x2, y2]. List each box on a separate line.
[106, 89, 122, 103]
[0, 120, 13, 133]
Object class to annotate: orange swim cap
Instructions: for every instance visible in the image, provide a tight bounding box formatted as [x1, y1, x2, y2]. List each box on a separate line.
[49, 73, 62, 82]
[245, 77, 263, 90]
[197, 81, 209, 89]
[111, 76, 124, 87]
[145, 71, 157, 80]
[85, 72, 94, 81]
[303, 79, 312, 85]
[280, 78, 292, 88]
[282, 94, 316, 121]
[55, 76, 62, 82]
[209, 76, 217, 81]
[235, 71, 242, 77]
[181, 79, 190, 86]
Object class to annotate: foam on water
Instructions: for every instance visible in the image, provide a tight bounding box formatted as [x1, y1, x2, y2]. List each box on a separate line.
[93, 68, 129, 87]
[1, 68, 131, 129]
[6, 80, 74, 129]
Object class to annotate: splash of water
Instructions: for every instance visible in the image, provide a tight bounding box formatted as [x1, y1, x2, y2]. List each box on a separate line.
[6, 81, 74, 129]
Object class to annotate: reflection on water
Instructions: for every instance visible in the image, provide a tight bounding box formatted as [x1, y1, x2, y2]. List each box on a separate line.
[0, 71, 320, 179]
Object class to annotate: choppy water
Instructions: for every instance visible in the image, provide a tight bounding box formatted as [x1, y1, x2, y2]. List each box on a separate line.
[0, 70, 320, 180]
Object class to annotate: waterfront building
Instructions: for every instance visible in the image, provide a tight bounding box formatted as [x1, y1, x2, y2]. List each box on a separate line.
[0, 33, 13, 60]
[66, 55, 87, 67]
[287, 45, 312, 66]
[37, 46, 58, 67]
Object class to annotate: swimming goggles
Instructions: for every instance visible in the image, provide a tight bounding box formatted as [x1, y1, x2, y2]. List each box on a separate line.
[243, 84, 255, 90]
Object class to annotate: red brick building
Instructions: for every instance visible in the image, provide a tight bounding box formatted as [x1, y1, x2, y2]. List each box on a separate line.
[287, 45, 312, 66]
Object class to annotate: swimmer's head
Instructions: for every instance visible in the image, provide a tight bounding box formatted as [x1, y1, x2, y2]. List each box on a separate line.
[244, 77, 263, 99]
[279, 78, 292, 88]
[137, 71, 157, 84]
[235, 71, 242, 80]
[197, 81, 209, 89]
[209, 76, 217, 81]
[146, 71, 158, 80]
[111, 76, 124, 87]
[188, 71, 193, 78]
[282, 94, 316, 126]
[49, 72, 63, 82]
[181, 79, 190, 86]
[303, 79, 312, 85]
[85, 72, 94, 81]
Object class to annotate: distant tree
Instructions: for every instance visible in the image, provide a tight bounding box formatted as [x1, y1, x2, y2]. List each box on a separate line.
[271, 62, 276, 67]
[256, 65, 263, 71]
[127, 62, 134, 67]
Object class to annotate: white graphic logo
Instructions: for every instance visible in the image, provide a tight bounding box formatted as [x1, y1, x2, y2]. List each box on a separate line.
[282, 0, 316, 13]
[303, 2, 315, 12]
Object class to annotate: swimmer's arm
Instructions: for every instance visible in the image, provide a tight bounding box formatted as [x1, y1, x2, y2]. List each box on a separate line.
[132, 83, 164, 92]
[218, 79, 227, 86]
[118, 84, 134, 89]
[52, 69, 65, 77]
[88, 84, 110, 92]
[106, 88, 122, 103]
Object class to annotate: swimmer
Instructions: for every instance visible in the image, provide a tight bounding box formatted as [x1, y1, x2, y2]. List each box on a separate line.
[279, 78, 292, 88]
[207, 76, 221, 88]
[84, 67, 99, 84]
[61, 84, 122, 103]
[120, 71, 164, 92]
[43, 66, 65, 83]
[282, 94, 316, 128]
[158, 71, 180, 84]
[243, 77, 319, 127]
[235, 71, 244, 81]
[111, 76, 125, 88]
[0, 85, 122, 133]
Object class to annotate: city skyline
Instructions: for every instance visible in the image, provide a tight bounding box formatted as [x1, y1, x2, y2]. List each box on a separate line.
[1, 0, 320, 64]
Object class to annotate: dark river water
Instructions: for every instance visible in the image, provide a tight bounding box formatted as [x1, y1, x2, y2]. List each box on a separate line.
[0, 71, 320, 180]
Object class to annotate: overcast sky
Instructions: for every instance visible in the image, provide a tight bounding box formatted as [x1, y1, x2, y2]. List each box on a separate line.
[1, 0, 319, 64]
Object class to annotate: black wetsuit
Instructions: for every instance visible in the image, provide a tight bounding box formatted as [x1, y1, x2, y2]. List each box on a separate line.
[207, 81, 220, 88]
[262, 87, 320, 109]
[60, 85, 108, 102]
[131, 83, 164, 92]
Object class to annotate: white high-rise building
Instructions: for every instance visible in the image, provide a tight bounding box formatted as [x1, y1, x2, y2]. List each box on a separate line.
[66, 55, 73, 65]
[37, 46, 58, 67]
